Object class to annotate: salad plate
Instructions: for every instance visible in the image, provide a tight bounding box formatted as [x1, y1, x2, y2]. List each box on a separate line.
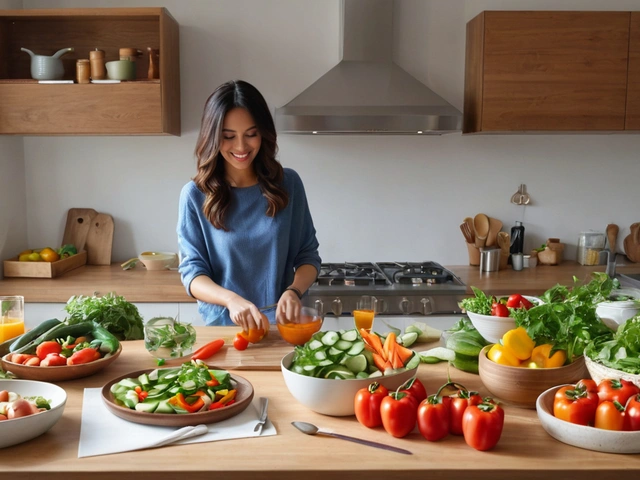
[101, 368, 254, 427]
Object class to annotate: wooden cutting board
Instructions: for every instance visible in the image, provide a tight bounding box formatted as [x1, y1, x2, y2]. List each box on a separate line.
[61, 208, 98, 251]
[85, 213, 114, 266]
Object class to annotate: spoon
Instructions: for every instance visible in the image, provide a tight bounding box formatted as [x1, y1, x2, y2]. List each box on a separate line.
[464, 217, 475, 243]
[291, 421, 412, 455]
[474, 213, 490, 248]
[497, 232, 510, 254]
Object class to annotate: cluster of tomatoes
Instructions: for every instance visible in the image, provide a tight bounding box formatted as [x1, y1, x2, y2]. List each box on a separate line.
[491, 293, 533, 317]
[554, 378, 640, 430]
[354, 378, 504, 451]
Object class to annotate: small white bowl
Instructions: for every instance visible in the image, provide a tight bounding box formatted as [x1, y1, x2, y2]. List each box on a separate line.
[138, 251, 178, 271]
[596, 297, 639, 331]
[466, 295, 542, 343]
[281, 351, 418, 416]
[536, 384, 640, 454]
[0, 379, 67, 449]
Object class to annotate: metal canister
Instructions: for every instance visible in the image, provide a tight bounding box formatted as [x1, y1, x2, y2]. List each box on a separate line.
[89, 49, 106, 80]
[76, 59, 91, 84]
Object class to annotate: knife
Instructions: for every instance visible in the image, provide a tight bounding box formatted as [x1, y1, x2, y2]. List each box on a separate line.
[146, 424, 209, 449]
[254, 397, 269, 435]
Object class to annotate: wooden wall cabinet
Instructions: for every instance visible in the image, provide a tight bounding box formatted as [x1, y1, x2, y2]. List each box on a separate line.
[0, 7, 180, 135]
[464, 11, 631, 133]
[626, 13, 640, 130]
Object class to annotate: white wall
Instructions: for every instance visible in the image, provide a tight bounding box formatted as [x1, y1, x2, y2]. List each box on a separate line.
[14, 0, 640, 269]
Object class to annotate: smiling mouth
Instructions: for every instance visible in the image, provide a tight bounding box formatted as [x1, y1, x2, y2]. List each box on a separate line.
[232, 152, 249, 159]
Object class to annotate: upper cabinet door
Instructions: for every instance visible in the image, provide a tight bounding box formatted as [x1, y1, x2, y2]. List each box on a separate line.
[626, 13, 640, 130]
[464, 11, 630, 133]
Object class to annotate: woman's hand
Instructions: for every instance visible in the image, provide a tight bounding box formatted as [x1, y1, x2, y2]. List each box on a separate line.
[226, 295, 266, 332]
[276, 289, 302, 323]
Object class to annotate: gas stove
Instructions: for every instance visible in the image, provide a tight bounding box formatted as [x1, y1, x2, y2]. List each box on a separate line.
[307, 261, 466, 316]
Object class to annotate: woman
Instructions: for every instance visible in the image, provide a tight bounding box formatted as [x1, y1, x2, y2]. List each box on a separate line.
[177, 80, 321, 332]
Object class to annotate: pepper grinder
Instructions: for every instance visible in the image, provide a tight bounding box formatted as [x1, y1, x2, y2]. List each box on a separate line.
[147, 47, 159, 79]
[89, 48, 105, 80]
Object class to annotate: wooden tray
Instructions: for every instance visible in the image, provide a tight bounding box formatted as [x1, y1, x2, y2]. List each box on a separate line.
[3, 250, 87, 278]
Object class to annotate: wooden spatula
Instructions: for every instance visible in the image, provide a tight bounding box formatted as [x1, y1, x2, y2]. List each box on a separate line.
[606, 224, 619, 252]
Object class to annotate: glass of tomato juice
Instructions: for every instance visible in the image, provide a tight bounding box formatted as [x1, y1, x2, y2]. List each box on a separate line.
[0, 296, 25, 342]
[277, 307, 324, 346]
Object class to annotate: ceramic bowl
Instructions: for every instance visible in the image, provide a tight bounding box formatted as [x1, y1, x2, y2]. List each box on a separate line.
[276, 307, 324, 346]
[466, 296, 542, 343]
[478, 345, 589, 408]
[536, 385, 640, 454]
[0, 379, 67, 448]
[138, 251, 178, 271]
[584, 355, 640, 388]
[105, 59, 136, 80]
[1, 345, 121, 382]
[281, 351, 418, 416]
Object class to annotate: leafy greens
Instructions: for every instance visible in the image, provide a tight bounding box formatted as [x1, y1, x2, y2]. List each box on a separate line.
[64, 292, 144, 340]
[585, 315, 640, 374]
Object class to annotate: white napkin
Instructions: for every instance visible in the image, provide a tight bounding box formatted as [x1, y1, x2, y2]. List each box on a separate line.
[78, 388, 276, 458]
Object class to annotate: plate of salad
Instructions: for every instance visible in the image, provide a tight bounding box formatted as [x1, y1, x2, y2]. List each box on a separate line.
[101, 360, 254, 426]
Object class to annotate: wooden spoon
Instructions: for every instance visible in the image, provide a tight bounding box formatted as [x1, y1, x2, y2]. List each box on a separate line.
[497, 232, 510, 254]
[485, 217, 503, 247]
[474, 214, 490, 248]
[460, 223, 473, 244]
[606, 224, 619, 252]
[464, 217, 475, 243]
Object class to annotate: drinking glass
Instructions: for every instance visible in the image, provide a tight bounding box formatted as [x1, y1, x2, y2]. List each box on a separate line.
[353, 295, 377, 333]
[144, 317, 196, 360]
[0, 296, 25, 342]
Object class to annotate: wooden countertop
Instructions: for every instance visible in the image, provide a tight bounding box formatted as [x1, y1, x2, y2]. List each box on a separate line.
[1, 262, 639, 303]
[1, 326, 639, 480]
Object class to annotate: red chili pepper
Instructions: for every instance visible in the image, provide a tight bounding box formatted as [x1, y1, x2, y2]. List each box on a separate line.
[208, 402, 225, 410]
[67, 347, 101, 365]
[191, 339, 225, 361]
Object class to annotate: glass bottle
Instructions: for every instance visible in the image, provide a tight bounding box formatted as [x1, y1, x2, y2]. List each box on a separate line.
[510, 221, 525, 255]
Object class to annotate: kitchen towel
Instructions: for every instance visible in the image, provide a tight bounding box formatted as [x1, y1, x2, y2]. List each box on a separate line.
[78, 388, 276, 457]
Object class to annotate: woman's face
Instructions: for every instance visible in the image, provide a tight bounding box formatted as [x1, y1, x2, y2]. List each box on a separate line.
[220, 107, 262, 178]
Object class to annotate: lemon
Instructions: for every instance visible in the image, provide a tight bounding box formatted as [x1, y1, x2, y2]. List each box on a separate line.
[18, 253, 31, 262]
[19, 249, 33, 256]
[27, 252, 42, 262]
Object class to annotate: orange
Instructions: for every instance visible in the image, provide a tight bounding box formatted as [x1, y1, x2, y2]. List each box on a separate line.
[39, 247, 60, 263]
[239, 314, 269, 344]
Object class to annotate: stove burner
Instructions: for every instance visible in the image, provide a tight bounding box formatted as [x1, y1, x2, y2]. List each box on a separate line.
[316, 262, 390, 286]
[377, 262, 457, 285]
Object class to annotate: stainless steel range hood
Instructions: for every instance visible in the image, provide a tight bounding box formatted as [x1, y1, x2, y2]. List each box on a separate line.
[275, 0, 462, 135]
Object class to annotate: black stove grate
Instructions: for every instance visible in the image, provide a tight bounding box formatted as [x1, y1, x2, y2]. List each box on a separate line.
[373, 262, 459, 285]
[316, 262, 391, 286]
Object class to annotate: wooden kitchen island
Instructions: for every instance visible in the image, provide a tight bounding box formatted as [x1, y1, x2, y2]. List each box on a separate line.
[1, 326, 639, 480]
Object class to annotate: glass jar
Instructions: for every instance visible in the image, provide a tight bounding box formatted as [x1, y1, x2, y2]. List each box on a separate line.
[577, 231, 605, 265]
[144, 317, 196, 359]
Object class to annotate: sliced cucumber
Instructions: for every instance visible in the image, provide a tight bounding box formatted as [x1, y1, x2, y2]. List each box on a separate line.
[334, 339, 354, 351]
[135, 400, 159, 413]
[155, 399, 175, 414]
[328, 347, 343, 359]
[314, 350, 327, 361]
[399, 332, 418, 348]
[404, 352, 420, 370]
[340, 329, 358, 342]
[346, 341, 365, 356]
[418, 347, 456, 363]
[344, 354, 367, 374]
[308, 339, 324, 351]
[321, 331, 340, 346]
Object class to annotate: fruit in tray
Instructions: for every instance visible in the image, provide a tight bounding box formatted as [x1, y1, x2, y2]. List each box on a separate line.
[17, 244, 77, 262]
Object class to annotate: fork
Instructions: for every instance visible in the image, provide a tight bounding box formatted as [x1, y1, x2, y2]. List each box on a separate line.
[254, 397, 269, 435]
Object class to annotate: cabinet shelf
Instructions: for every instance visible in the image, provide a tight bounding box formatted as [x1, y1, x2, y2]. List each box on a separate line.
[0, 7, 180, 135]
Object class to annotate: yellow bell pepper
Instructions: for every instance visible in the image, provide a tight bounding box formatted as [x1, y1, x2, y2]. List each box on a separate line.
[501, 327, 535, 361]
[528, 344, 567, 368]
[487, 344, 521, 367]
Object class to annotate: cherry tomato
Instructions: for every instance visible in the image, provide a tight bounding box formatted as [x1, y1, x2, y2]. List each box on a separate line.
[380, 391, 418, 438]
[491, 302, 509, 317]
[35, 340, 63, 360]
[354, 382, 389, 428]
[233, 333, 249, 351]
[401, 377, 427, 404]
[417, 394, 450, 441]
[594, 400, 626, 431]
[505, 294, 533, 310]
[449, 389, 482, 435]
[597, 378, 640, 405]
[553, 379, 599, 426]
[461, 401, 504, 451]
[625, 394, 640, 431]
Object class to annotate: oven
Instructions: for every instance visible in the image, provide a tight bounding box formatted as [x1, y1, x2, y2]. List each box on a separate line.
[305, 262, 467, 334]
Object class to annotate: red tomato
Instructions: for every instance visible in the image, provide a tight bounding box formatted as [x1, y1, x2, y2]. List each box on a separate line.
[597, 378, 640, 405]
[233, 333, 249, 351]
[354, 382, 389, 428]
[625, 394, 640, 431]
[380, 392, 418, 438]
[553, 380, 599, 426]
[401, 377, 427, 404]
[449, 389, 483, 435]
[417, 394, 450, 441]
[505, 294, 534, 310]
[462, 401, 504, 451]
[40, 353, 68, 367]
[594, 400, 625, 431]
[491, 302, 509, 317]
[35, 341, 62, 360]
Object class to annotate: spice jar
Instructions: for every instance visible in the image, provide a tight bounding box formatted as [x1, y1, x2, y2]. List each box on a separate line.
[75, 59, 90, 84]
[89, 49, 105, 80]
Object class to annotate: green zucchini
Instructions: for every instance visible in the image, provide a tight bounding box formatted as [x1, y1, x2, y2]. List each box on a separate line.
[445, 332, 485, 357]
[9, 318, 62, 353]
[450, 353, 480, 374]
[13, 322, 95, 355]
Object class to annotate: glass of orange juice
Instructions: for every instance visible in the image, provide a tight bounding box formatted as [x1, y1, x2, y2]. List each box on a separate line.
[0, 296, 25, 342]
[354, 295, 377, 333]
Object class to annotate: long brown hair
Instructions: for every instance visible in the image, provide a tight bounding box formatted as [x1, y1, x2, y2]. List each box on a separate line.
[194, 80, 288, 230]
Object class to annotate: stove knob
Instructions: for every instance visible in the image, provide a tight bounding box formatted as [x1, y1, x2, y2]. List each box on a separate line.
[399, 297, 413, 314]
[314, 299, 324, 317]
[331, 298, 343, 316]
[421, 297, 433, 315]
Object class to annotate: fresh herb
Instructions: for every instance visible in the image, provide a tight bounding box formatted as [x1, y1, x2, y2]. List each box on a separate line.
[64, 292, 145, 340]
[144, 317, 196, 358]
[156, 358, 165, 366]
[459, 286, 494, 315]
[0, 368, 15, 379]
[585, 315, 640, 374]
[24, 396, 51, 410]
[511, 273, 616, 361]
[447, 317, 479, 334]
[534, 244, 547, 252]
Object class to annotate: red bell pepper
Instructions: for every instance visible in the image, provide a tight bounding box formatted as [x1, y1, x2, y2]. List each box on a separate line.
[626, 394, 640, 431]
[553, 379, 599, 426]
[462, 400, 504, 451]
[417, 394, 450, 442]
[168, 393, 205, 413]
[354, 382, 389, 428]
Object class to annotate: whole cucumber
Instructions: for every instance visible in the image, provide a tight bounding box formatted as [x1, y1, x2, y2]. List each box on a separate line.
[450, 353, 480, 374]
[91, 323, 120, 353]
[9, 318, 62, 353]
[13, 322, 95, 355]
[446, 332, 485, 357]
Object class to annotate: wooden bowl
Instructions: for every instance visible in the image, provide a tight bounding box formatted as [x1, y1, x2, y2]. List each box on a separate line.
[478, 345, 589, 408]
[0, 345, 122, 382]
[101, 369, 254, 426]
